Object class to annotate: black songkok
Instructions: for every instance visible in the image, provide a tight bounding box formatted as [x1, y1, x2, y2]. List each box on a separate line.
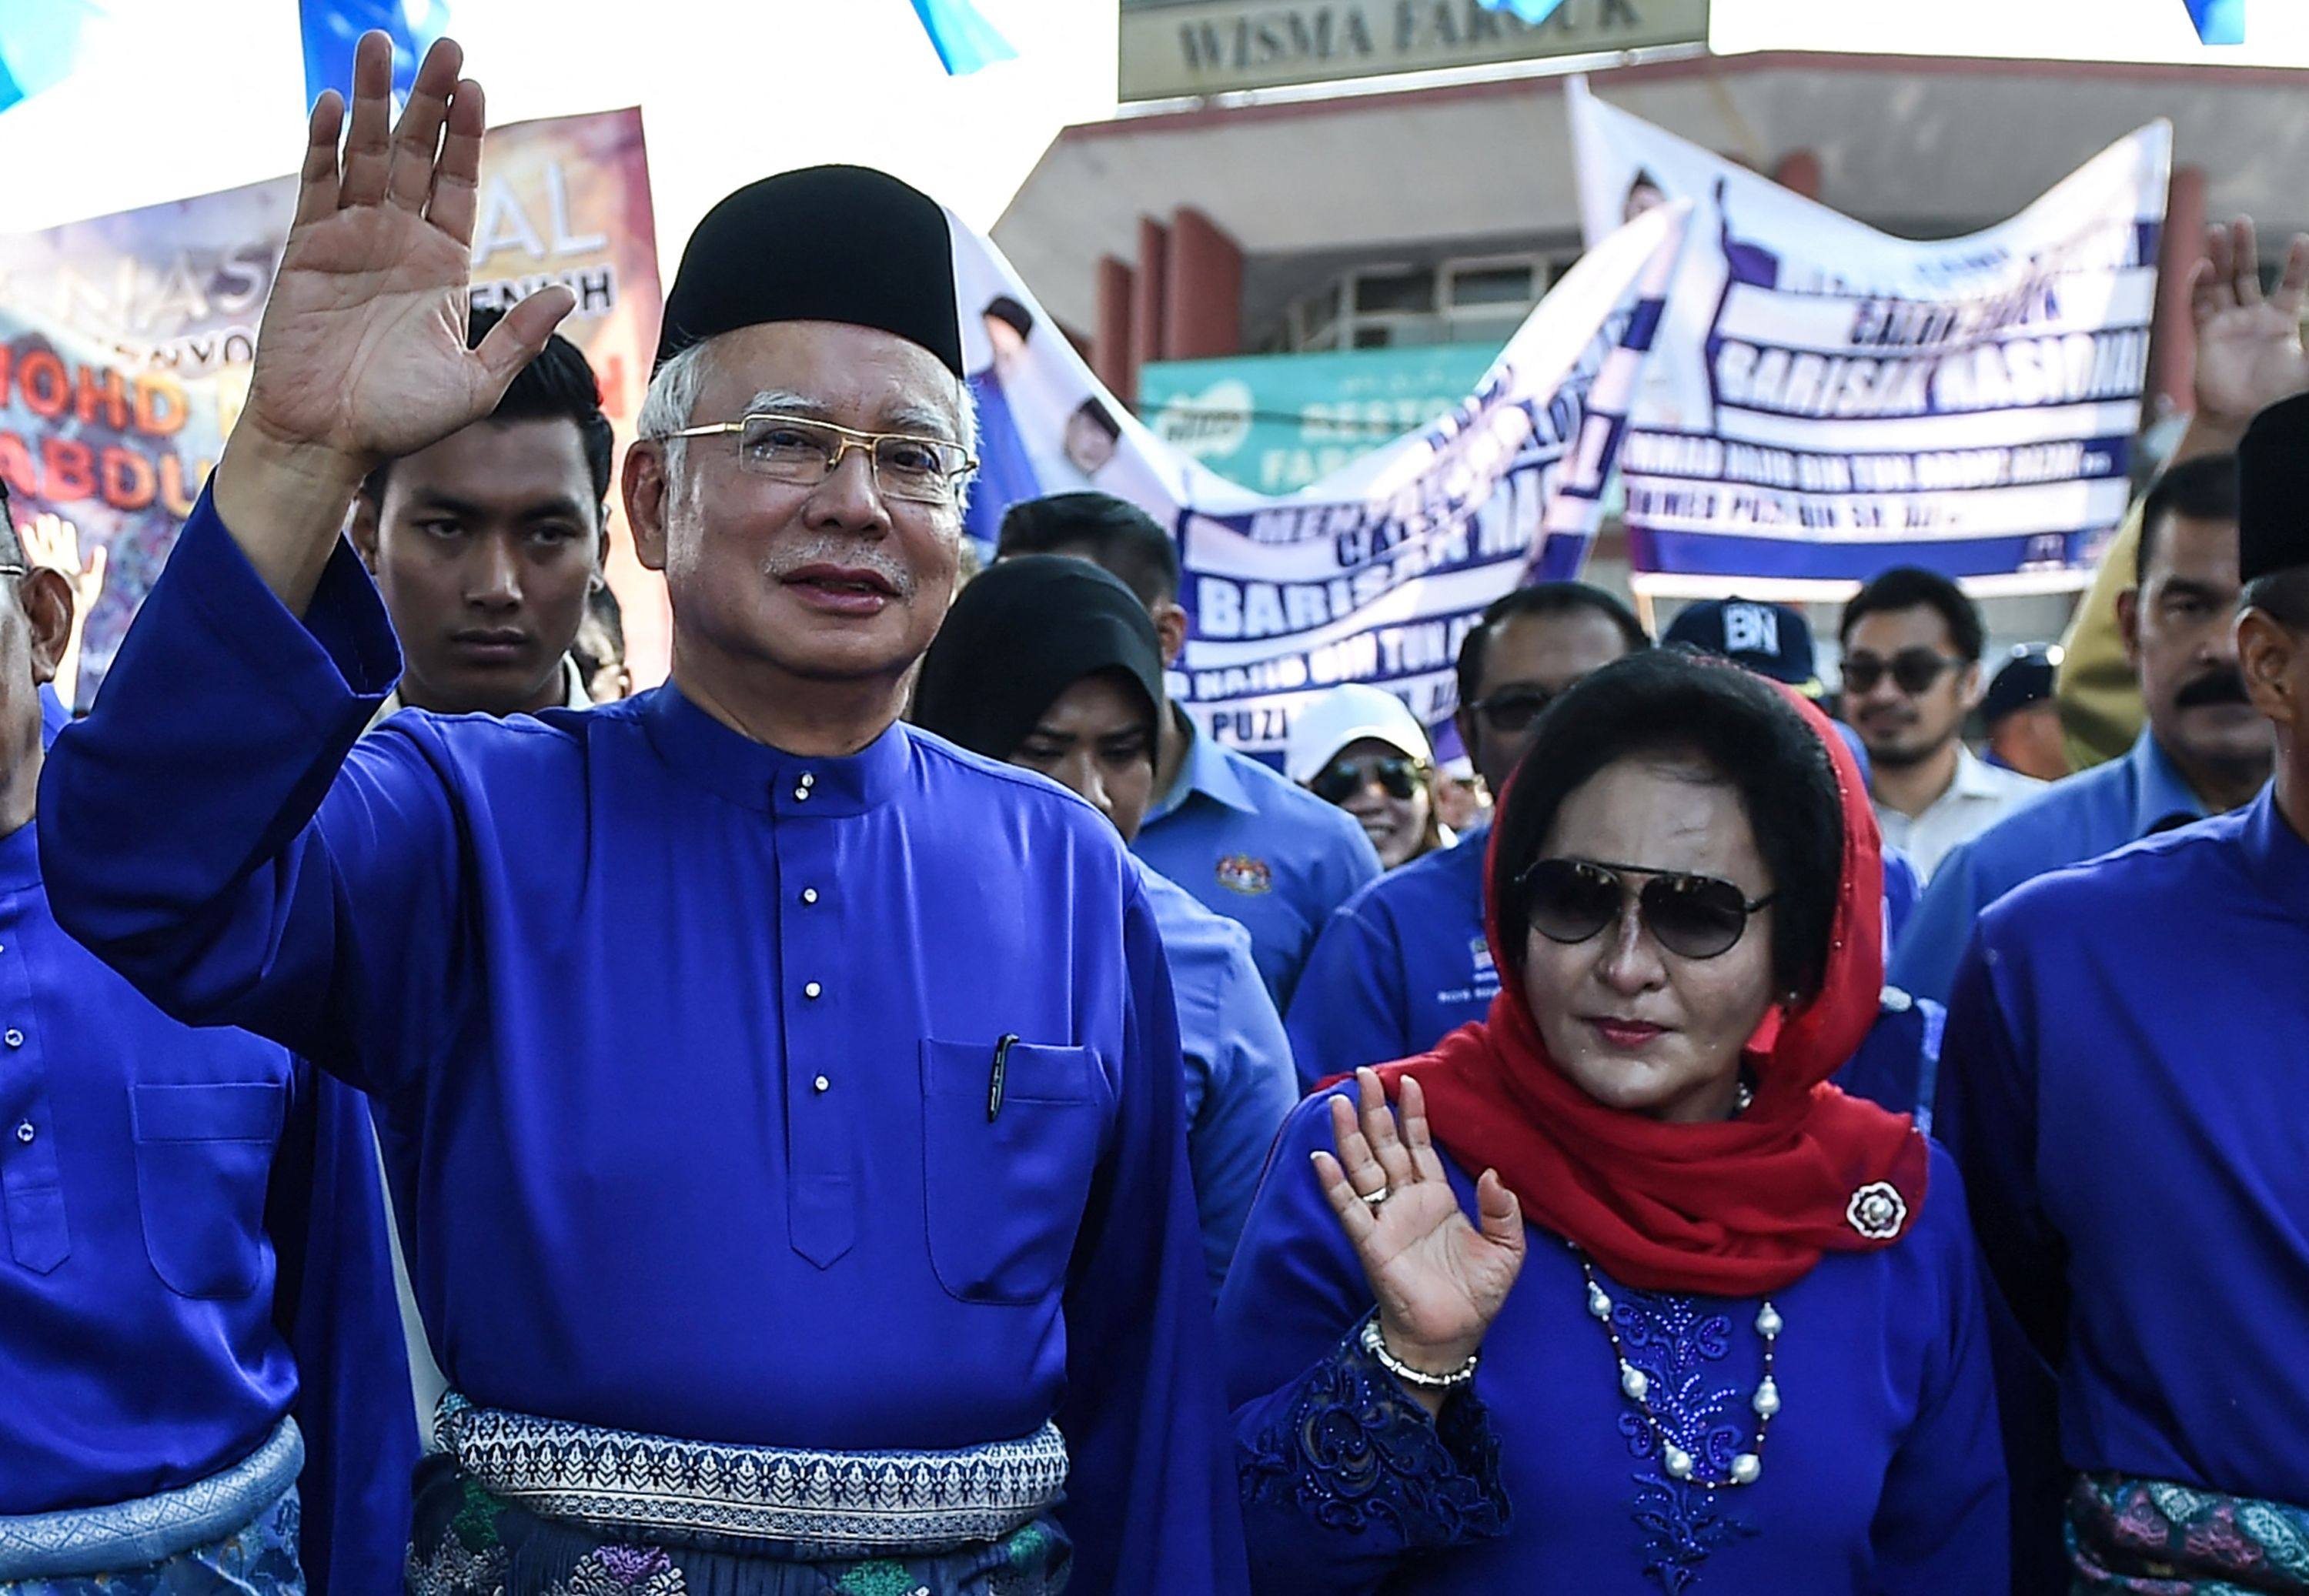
[911, 557, 1165, 765]
[653, 165, 964, 378]
[2238, 391, 2309, 584]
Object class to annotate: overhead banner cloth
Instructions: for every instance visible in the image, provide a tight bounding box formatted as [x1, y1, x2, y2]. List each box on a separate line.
[1569, 78, 2170, 599]
[0, 107, 663, 711]
[951, 201, 1686, 756]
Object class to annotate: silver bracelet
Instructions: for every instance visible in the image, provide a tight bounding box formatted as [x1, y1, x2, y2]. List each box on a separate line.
[1358, 1314, 1479, 1391]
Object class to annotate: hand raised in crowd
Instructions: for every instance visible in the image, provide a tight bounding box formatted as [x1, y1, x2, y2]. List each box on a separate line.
[18, 513, 105, 711]
[213, 31, 573, 609]
[1313, 1067, 1525, 1414]
[2189, 216, 2309, 434]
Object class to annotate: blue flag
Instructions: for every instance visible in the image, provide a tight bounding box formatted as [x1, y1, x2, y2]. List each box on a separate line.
[299, 0, 451, 107]
[907, 0, 1016, 75]
[1474, 0, 1569, 22]
[2183, 0, 2244, 44]
[0, 0, 95, 115]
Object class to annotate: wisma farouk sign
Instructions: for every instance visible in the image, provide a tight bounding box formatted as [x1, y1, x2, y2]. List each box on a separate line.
[1119, 0, 1708, 100]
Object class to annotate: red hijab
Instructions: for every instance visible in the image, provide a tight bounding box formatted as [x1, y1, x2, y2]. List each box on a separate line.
[1372, 685, 1928, 1297]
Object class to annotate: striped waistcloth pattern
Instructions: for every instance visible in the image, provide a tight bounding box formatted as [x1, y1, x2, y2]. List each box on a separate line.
[0, 1418, 302, 1581]
[437, 1392, 1069, 1557]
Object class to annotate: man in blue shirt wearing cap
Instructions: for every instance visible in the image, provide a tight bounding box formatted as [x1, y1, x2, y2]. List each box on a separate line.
[997, 492, 1381, 1010]
[1893, 455, 2271, 1003]
[1980, 643, 2068, 782]
[1285, 583, 1642, 1082]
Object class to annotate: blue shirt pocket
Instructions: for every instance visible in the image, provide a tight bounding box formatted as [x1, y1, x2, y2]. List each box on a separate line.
[129, 1080, 286, 1300]
[920, 1038, 1104, 1307]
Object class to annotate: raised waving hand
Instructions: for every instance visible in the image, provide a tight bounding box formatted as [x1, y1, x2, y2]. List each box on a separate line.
[212, 31, 574, 609]
[1314, 1068, 1526, 1412]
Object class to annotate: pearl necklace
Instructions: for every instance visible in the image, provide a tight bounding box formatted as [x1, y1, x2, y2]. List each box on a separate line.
[1579, 1255, 1781, 1489]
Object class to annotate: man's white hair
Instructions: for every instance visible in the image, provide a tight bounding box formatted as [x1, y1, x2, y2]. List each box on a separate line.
[637, 336, 981, 511]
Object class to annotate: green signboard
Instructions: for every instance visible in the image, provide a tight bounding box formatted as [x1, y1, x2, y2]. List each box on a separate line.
[1141, 342, 1501, 494]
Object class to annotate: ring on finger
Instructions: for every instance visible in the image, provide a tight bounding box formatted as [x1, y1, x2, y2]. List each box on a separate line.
[1358, 1184, 1392, 1209]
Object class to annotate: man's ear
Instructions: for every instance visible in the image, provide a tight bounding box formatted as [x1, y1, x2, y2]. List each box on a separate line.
[2238, 607, 2300, 728]
[2117, 588, 2143, 672]
[17, 567, 73, 687]
[349, 494, 383, 573]
[624, 444, 670, 573]
[594, 506, 612, 575]
[1153, 599, 1189, 669]
[1956, 660, 1985, 713]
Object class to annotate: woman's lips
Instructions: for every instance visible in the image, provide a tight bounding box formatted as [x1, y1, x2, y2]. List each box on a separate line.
[1587, 1017, 1667, 1048]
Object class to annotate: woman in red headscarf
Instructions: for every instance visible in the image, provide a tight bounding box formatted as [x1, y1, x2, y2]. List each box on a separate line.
[1218, 649, 2007, 1595]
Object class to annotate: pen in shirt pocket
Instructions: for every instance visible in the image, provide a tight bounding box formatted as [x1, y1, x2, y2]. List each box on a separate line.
[988, 1033, 1018, 1122]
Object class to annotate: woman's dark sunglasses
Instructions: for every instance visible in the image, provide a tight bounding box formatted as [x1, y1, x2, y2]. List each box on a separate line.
[1519, 857, 1775, 961]
[1311, 753, 1425, 806]
[1841, 647, 1963, 696]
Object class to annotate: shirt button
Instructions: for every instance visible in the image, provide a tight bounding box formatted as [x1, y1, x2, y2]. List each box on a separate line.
[800, 887, 820, 905]
[4, 1029, 22, 1048]
[800, 772, 817, 788]
[814, 1074, 830, 1093]
[13, 1121, 32, 1145]
[793, 786, 811, 802]
[804, 981, 823, 1000]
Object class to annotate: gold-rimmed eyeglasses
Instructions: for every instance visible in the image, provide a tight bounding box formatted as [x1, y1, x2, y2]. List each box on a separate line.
[648, 413, 977, 506]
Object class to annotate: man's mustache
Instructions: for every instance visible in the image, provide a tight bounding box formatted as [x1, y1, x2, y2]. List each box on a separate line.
[2174, 668, 2252, 710]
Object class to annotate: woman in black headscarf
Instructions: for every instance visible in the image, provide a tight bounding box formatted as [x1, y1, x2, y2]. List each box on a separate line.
[914, 556, 1298, 1290]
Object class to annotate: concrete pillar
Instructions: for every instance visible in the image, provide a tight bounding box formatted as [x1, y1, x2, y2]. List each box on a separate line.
[1163, 206, 1245, 361]
[1771, 149, 1823, 202]
[1131, 217, 1170, 380]
[1095, 255, 1138, 403]
[2149, 164, 2209, 419]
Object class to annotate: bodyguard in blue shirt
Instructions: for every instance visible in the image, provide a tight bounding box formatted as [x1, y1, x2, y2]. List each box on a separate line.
[997, 493, 1382, 1010]
[0, 488, 414, 1591]
[1892, 455, 2271, 1003]
[38, 40, 1242, 1596]
[1938, 391, 2309, 1592]
[1285, 583, 1643, 1082]
[914, 556, 1298, 1291]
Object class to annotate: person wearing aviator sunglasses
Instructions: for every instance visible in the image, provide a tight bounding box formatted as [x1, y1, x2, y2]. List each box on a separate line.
[1286, 584, 1646, 1087]
[1839, 566, 2044, 880]
[1221, 650, 2004, 1594]
[1286, 683, 1449, 870]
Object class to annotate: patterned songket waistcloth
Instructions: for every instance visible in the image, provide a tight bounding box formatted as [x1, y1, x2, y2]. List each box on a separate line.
[0, 1418, 304, 1595]
[2068, 1472, 2309, 1594]
[406, 1393, 1072, 1596]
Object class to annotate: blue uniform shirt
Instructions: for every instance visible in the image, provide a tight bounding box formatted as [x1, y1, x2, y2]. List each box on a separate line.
[1133, 717, 1382, 1012]
[0, 816, 415, 1587]
[1938, 790, 2309, 1508]
[1890, 730, 2204, 1003]
[1135, 860, 1298, 1290]
[1829, 988, 1948, 1131]
[1285, 826, 1492, 1084]
[1882, 848, 1921, 945]
[38, 491, 1247, 1596]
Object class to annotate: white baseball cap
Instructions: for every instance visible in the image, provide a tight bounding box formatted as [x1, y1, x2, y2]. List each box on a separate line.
[1285, 683, 1436, 786]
